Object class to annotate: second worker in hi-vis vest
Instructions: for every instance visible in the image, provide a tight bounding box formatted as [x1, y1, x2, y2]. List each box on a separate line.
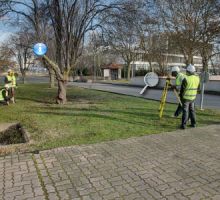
[171, 66, 186, 117]
[179, 64, 200, 129]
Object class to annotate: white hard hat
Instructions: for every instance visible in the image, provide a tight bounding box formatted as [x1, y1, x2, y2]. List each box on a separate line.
[7, 69, 12, 73]
[171, 66, 180, 73]
[186, 64, 196, 73]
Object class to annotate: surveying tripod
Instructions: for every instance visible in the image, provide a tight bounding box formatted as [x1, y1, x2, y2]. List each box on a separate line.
[159, 78, 182, 119]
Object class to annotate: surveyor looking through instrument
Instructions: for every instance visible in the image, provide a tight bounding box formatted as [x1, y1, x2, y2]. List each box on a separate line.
[170, 66, 186, 117]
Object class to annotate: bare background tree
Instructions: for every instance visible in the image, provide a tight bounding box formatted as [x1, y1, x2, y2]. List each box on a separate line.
[156, 0, 220, 71]
[101, 0, 143, 80]
[43, 0, 121, 103]
[0, 43, 15, 72]
[4, 0, 120, 104]
[9, 30, 34, 83]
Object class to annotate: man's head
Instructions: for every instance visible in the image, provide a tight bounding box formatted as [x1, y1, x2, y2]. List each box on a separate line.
[171, 66, 180, 77]
[186, 64, 196, 75]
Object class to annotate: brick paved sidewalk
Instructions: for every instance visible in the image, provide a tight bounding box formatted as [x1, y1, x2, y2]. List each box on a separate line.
[1, 125, 220, 200]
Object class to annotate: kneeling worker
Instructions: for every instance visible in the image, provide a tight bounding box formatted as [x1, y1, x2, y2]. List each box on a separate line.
[0, 85, 10, 105]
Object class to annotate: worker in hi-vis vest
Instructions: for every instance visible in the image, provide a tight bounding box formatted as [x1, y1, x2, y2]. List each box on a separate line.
[0, 84, 10, 105]
[179, 64, 200, 129]
[170, 66, 186, 117]
[4, 69, 13, 99]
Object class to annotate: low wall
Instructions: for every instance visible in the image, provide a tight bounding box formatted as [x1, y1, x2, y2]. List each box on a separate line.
[131, 76, 220, 92]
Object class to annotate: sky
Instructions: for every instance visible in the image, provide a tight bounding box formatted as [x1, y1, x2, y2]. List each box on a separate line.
[0, 17, 17, 44]
[0, 28, 14, 44]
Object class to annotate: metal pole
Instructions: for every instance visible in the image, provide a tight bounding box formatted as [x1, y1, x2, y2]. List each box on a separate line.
[200, 81, 205, 110]
[93, 52, 96, 82]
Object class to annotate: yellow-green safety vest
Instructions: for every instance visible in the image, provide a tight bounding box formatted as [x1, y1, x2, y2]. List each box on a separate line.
[183, 75, 200, 101]
[176, 73, 186, 86]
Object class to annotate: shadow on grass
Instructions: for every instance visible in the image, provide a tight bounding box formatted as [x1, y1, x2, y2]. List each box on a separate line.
[30, 110, 157, 126]
[18, 97, 55, 104]
[37, 106, 161, 120]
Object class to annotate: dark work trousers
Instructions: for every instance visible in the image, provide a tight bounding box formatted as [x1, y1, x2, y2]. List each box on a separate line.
[174, 103, 182, 117]
[181, 100, 196, 128]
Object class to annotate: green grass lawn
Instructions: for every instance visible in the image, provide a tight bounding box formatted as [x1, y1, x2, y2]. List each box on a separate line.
[1, 83, 220, 153]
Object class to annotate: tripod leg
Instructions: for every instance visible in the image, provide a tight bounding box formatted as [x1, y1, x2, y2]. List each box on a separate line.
[159, 80, 170, 118]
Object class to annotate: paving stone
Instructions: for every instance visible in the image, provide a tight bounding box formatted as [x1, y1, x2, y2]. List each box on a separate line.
[212, 195, 220, 200]
[1, 125, 220, 199]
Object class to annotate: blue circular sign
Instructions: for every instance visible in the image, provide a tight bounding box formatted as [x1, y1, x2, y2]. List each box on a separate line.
[33, 43, 47, 56]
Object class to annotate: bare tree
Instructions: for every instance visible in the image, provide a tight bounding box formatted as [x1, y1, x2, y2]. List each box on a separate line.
[102, 1, 142, 80]
[137, 2, 169, 74]
[9, 31, 34, 83]
[156, 0, 220, 71]
[42, 0, 120, 103]
[4, 0, 119, 104]
[0, 43, 15, 71]
[3, 0, 56, 87]
[197, 1, 220, 71]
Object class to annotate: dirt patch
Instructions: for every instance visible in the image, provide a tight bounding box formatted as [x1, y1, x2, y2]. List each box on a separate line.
[0, 123, 31, 155]
[0, 123, 29, 145]
[0, 123, 28, 145]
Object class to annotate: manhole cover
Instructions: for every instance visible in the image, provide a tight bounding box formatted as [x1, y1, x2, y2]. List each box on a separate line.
[0, 123, 29, 145]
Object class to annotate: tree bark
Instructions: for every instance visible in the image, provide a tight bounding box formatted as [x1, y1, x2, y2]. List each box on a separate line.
[127, 62, 131, 80]
[48, 68, 55, 88]
[56, 80, 67, 104]
[42, 55, 67, 104]
[21, 72, 26, 84]
[202, 57, 209, 72]
[187, 52, 194, 65]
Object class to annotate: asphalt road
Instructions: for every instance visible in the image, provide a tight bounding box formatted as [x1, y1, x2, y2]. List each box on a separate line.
[71, 82, 220, 110]
[1, 75, 219, 109]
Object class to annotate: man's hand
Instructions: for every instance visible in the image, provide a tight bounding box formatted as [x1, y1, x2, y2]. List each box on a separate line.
[169, 84, 176, 90]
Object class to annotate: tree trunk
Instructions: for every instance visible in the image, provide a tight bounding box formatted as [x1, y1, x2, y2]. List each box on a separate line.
[187, 52, 194, 65]
[127, 62, 131, 80]
[21, 72, 26, 84]
[48, 68, 55, 88]
[202, 57, 208, 72]
[56, 80, 67, 104]
[149, 61, 152, 72]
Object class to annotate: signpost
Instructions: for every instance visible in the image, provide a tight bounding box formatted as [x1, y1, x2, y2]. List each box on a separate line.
[140, 72, 159, 94]
[200, 71, 210, 110]
[33, 43, 48, 56]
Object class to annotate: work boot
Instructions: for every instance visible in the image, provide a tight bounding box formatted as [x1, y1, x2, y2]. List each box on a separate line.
[180, 125, 186, 129]
[189, 124, 196, 128]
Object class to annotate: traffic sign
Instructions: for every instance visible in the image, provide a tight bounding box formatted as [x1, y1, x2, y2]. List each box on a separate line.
[33, 43, 47, 56]
[140, 72, 159, 94]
